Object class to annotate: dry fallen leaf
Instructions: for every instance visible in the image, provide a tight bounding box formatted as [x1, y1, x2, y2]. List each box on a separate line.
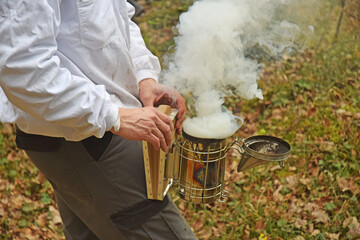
[35, 172, 47, 184]
[289, 166, 297, 171]
[286, 175, 299, 191]
[230, 171, 245, 183]
[289, 199, 302, 214]
[295, 218, 307, 230]
[296, 95, 305, 104]
[197, 227, 212, 240]
[273, 185, 284, 201]
[212, 226, 221, 237]
[270, 165, 282, 172]
[308, 223, 314, 234]
[178, 201, 185, 211]
[319, 141, 335, 152]
[299, 178, 312, 192]
[304, 202, 320, 212]
[48, 206, 62, 225]
[327, 233, 340, 240]
[272, 108, 283, 120]
[294, 236, 305, 240]
[0, 207, 5, 217]
[312, 210, 330, 224]
[11, 195, 25, 210]
[337, 176, 360, 195]
[336, 109, 352, 117]
[255, 219, 265, 232]
[311, 229, 321, 236]
[19, 228, 38, 240]
[343, 216, 360, 238]
[1, 123, 14, 135]
[36, 212, 48, 227]
[193, 219, 204, 231]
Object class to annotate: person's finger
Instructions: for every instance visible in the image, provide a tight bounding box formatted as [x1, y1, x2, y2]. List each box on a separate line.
[149, 126, 168, 152]
[174, 96, 186, 134]
[176, 96, 186, 116]
[175, 114, 185, 134]
[146, 133, 160, 151]
[156, 110, 174, 131]
[176, 106, 186, 123]
[154, 111, 173, 147]
[144, 107, 170, 150]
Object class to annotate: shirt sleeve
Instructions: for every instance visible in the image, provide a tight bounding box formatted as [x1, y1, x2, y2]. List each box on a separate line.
[126, 2, 161, 84]
[0, 1, 118, 140]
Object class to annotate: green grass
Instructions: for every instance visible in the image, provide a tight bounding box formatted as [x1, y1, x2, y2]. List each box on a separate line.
[1, 0, 359, 239]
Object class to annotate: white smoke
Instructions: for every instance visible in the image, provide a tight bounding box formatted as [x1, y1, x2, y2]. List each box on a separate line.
[161, 0, 315, 139]
[182, 90, 243, 139]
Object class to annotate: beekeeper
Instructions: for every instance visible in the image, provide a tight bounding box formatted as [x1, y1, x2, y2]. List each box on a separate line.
[0, 1, 196, 239]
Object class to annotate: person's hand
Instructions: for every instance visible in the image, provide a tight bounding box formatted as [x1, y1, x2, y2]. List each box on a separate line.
[111, 107, 173, 152]
[139, 78, 186, 134]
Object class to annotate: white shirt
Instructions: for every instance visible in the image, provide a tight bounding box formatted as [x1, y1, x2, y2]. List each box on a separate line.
[0, 0, 161, 141]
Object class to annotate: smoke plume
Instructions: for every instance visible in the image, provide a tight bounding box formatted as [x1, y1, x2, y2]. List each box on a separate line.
[161, 0, 316, 139]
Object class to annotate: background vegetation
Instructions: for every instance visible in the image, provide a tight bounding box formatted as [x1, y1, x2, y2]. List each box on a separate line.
[0, 0, 359, 239]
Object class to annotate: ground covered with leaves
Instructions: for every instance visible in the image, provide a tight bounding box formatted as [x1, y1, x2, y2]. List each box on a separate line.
[1, 0, 359, 239]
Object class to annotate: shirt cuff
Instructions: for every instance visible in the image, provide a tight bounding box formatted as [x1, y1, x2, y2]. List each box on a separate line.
[136, 69, 159, 84]
[105, 102, 119, 132]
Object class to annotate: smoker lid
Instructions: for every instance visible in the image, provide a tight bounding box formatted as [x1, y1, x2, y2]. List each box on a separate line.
[182, 131, 226, 144]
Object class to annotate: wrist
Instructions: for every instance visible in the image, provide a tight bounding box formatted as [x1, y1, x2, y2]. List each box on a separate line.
[139, 78, 157, 89]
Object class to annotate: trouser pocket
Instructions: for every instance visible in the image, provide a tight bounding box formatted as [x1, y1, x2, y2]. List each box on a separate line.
[110, 196, 170, 230]
[81, 131, 113, 161]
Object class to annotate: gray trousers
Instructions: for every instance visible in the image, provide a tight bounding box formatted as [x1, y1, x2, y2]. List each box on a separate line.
[24, 133, 197, 240]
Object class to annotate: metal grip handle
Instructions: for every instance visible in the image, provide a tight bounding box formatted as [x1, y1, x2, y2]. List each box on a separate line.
[227, 137, 244, 154]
